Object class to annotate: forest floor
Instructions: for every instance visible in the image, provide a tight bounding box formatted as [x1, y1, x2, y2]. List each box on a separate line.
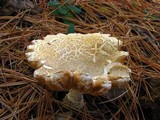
[0, 0, 160, 120]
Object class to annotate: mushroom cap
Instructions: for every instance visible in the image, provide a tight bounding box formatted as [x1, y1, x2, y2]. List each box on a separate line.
[26, 33, 131, 95]
[26, 33, 128, 77]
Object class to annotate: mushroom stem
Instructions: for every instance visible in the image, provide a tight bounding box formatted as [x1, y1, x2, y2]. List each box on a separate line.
[63, 89, 84, 109]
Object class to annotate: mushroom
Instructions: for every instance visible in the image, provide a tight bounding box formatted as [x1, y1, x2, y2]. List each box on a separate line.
[26, 33, 131, 109]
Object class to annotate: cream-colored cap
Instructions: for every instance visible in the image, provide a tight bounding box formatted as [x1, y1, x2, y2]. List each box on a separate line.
[26, 33, 131, 95]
